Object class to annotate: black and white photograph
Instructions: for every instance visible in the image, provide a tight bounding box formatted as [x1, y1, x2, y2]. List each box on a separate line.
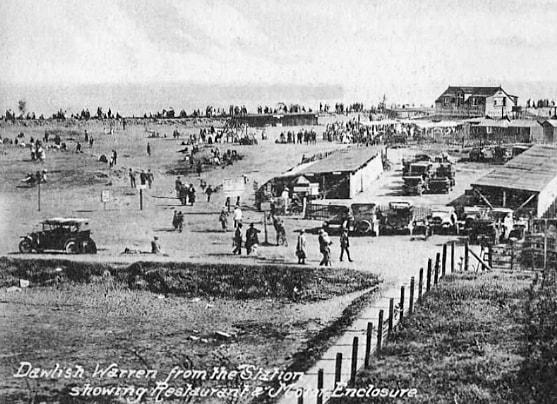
[1, 0, 557, 403]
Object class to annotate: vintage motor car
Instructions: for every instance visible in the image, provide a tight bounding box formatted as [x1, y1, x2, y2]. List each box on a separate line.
[403, 176, 428, 196]
[402, 154, 432, 175]
[429, 206, 459, 235]
[19, 218, 97, 254]
[427, 177, 451, 194]
[468, 218, 499, 245]
[379, 201, 415, 234]
[323, 203, 380, 236]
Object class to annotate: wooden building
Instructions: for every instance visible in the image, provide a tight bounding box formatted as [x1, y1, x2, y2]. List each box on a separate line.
[471, 145, 557, 217]
[259, 146, 384, 202]
[435, 86, 518, 118]
[468, 119, 543, 143]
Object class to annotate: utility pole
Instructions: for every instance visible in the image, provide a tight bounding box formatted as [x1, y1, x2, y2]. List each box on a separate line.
[37, 178, 41, 211]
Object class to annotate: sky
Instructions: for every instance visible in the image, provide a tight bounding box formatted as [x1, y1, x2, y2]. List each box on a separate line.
[1, 0, 557, 112]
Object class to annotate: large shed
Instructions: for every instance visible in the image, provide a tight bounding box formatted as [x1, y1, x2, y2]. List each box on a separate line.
[471, 145, 557, 217]
[264, 146, 384, 200]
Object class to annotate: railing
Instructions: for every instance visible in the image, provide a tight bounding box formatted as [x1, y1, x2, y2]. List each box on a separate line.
[290, 241, 495, 404]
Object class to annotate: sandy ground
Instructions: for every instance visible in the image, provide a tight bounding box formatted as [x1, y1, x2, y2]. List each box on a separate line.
[0, 121, 493, 285]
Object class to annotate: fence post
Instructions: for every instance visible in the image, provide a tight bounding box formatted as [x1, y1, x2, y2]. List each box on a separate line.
[317, 369, 323, 404]
[488, 244, 493, 269]
[298, 388, 304, 404]
[409, 277, 415, 315]
[464, 241, 469, 271]
[399, 286, 405, 323]
[451, 241, 455, 273]
[376, 310, 384, 354]
[350, 337, 358, 387]
[365, 323, 373, 368]
[442, 244, 447, 278]
[418, 267, 423, 301]
[434, 252, 440, 285]
[510, 240, 514, 270]
[334, 353, 342, 389]
[388, 298, 394, 337]
[426, 259, 432, 292]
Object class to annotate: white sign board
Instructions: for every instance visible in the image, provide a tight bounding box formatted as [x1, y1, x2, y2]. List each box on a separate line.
[100, 190, 110, 203]
[260, 202, 271, 211]
[223, 177, 245, 197]
[136, 184, 147, 190]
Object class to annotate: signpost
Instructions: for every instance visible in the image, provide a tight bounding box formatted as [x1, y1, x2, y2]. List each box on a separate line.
[260, 201, 271, 244]
[100, 190, 110, 211]
[136, 184, 147, 210]
[37, 178, 41, 212]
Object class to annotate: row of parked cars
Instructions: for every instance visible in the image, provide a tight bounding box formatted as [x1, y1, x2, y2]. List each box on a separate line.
[322, 201, 526, 246]
[323, 201, 458, 236]
[402, 153, 456, 196]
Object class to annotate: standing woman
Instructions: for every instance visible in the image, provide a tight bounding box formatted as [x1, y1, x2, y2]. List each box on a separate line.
[296, 229, 307, 264]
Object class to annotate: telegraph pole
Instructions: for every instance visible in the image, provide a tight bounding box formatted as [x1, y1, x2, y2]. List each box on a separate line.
[37, 178, 41, 211]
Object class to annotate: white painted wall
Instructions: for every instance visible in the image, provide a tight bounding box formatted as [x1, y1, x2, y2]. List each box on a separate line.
[349, 155, 383, 198]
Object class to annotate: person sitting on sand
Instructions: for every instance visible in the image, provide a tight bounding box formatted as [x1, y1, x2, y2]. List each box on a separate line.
[151, 236, 161, 254]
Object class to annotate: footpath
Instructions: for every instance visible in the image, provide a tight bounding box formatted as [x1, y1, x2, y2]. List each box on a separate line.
[277, 242, 477, 404]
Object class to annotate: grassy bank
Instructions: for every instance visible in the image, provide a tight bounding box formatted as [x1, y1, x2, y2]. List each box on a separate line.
[331, 271, 537, 404]
[0, 257, 379, 301]
[0, 257, 380, 403]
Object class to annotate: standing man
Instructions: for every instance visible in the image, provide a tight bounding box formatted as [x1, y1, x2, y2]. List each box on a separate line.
[219, 208, 228, 231]
[196, 161, 202, 176]
[129, 169, 136, 188]
[225, 196, 231, 213]
[296, 229, 307, 264]
[233, 223, 243, 254]
[187, 184, 196, 206]
[112, 149, 117, 165]
[175, 176, 183, 198]
[147, 169, 154, 189]
[318, 229, 332, 266]
[233, 205, 243, 228]
[245, 223, 260, 255]
[140, 170, 147, 186]
[339, 228, 352, 262]
[205, 185, 213, 202]
[147, 142, 151, 156]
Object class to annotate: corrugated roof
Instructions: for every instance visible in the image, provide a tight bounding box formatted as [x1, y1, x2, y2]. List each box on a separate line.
[472, 145, 557, 192]
[279, 147, 381, 177]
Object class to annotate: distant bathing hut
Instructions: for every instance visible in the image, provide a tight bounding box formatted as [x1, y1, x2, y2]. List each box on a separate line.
[231, 112, 318, 128]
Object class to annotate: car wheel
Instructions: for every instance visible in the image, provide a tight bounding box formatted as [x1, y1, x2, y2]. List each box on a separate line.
[356, 220, 372, 234]
[65, 240, 79, 254]
[19, 239, 33, 254]
[84, 239, 97, 254]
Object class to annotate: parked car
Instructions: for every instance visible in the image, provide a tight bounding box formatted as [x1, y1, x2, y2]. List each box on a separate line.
[402, 154, 432, 175]
[379, 201, 415, 234]
[19, 218, 97, 254]
[403, 176, 428, 196]
[323, 206, 352, 233]
[429, 207, 459, 234]
[468, 218, 499, 245]
[427, 177, 451, 194]
[323, 203, 380, 236]
[351, 203, 380, 236]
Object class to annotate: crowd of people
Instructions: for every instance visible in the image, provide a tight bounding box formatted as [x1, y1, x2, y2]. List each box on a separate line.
[275, 129, 317, 144]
